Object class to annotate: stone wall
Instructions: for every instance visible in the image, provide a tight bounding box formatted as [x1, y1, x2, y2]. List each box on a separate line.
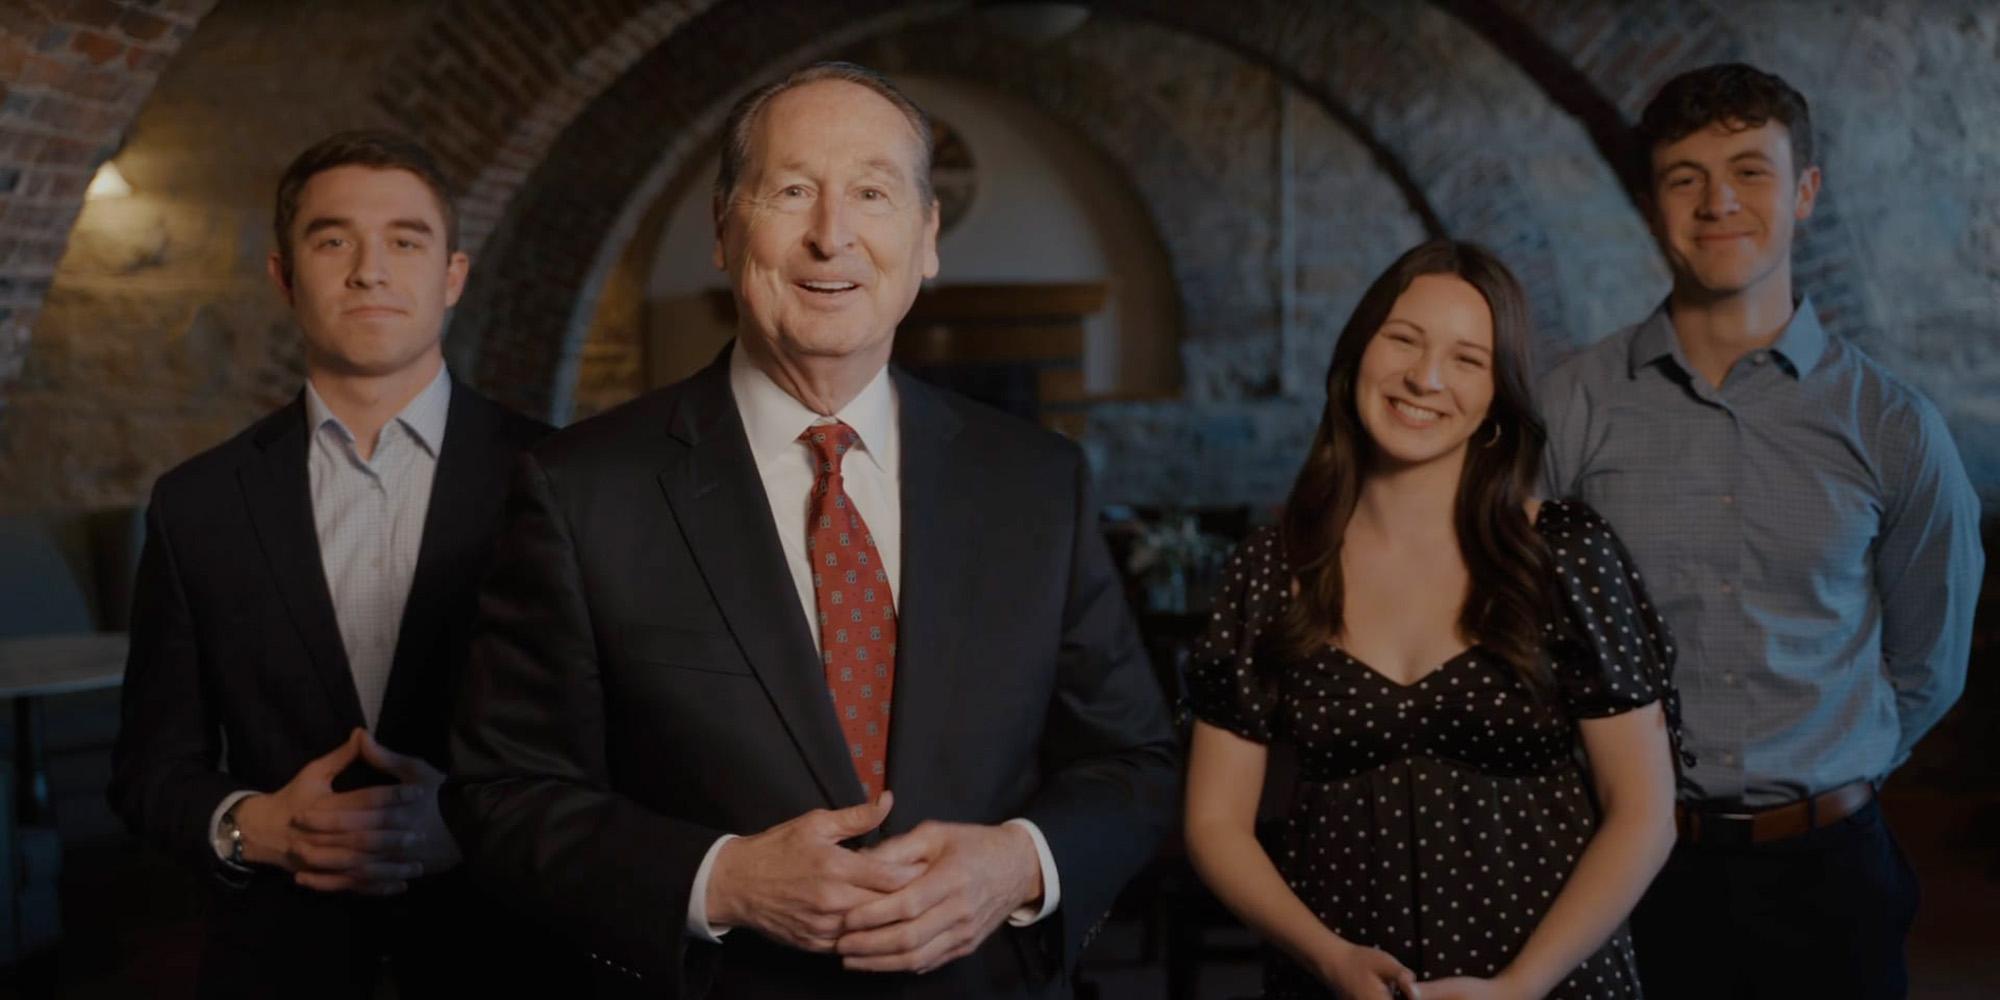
[0, 0, 1995, 517]
[0, 0, 216, 415]
[1731, 2, 2000, 511]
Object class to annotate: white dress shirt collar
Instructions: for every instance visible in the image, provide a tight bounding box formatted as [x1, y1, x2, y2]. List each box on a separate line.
[727, 341, 896, 475]
[303, 363, 453, 458]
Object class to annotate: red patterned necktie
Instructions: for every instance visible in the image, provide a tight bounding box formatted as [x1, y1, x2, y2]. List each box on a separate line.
[800, 422, 896, 798]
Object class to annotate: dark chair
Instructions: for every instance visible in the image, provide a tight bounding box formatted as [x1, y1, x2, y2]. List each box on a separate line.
[1089, 508, 1279, 1000]
[0, 508, 145, 966]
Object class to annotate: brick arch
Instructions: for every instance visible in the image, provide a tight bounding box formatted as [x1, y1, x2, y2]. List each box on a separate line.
[843, 18, 1437, 401]
[0, 0, 221, 408]
[428, 0, 1629, 418]
[427, 0, 964, 416]
[397, 0, 1688, 418]
[370, 0, 721, 258]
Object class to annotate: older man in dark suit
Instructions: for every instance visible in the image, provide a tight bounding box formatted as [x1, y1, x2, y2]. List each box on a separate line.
[110, 131, 555, 997]
[445, 62, 1178, 998]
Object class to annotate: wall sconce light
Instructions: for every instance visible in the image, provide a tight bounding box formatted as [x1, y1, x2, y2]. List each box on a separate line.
[86, 161, 132, 200]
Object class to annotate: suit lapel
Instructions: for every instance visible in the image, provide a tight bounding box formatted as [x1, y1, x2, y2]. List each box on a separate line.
[656, 354, 864, 809]
[884, 370, 970, 822]
[238, 397, 366, 730]
[377, 382, 499, 749]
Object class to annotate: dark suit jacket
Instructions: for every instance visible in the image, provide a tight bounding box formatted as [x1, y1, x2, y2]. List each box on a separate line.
[108, 378, 552, 996]
[445, 348, 1178, 998]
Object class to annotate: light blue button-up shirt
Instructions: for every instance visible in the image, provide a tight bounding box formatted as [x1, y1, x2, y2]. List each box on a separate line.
[303, 365, 450, 729]
[211, 366, 452, 858]
[1539, 299, 1983, 806]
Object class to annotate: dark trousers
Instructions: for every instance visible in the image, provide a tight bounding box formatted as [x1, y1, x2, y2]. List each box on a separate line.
[194, 871, 584, 998]
[1629, 799, 1919, 1000]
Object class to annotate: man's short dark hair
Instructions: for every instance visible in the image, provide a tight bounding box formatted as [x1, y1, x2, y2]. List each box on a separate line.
[273, 130, 458, 283]
[712, 61, 935, 220]
[1635, 63, 1814, 188]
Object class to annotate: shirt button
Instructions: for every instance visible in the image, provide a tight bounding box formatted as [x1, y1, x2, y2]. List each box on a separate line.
[1722, 671, 1738, 686]
[1720, 494, 1735, 506]
[1719, 581, 1734, 595]
[1720, 751, 1738, 766]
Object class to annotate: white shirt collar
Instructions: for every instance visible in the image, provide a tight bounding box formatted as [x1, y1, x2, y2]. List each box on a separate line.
[304, 363, 452, 458]
[727, 340, 896, 476]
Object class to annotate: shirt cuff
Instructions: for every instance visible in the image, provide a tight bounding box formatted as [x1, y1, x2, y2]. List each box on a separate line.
[209, 790, 258, 865]
[685, 834, 739, 942]
[1003, 818, 1060, 926]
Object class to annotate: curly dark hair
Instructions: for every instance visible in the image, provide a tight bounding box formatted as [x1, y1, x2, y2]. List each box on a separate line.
[1634, 63, 1813, 188]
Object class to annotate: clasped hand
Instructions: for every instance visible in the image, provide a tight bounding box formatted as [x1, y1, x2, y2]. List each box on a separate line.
[233, 728, 461, 895]
[708, 792, 1044, 974]
[1314, 939, 1529, 1000]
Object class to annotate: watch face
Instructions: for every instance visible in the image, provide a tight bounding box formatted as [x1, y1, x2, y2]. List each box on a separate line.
[216, 806, 245, 864]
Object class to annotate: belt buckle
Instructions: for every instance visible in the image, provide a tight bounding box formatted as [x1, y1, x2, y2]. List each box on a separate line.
[1697, 810, 1757, 847]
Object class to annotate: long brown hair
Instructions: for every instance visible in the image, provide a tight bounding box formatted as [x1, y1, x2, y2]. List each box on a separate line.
[1277, 239, 1555, 690]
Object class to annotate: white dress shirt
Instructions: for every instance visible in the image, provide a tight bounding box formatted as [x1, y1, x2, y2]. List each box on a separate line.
[683, 345, 1060, 940]
[209, 366, 451, 860]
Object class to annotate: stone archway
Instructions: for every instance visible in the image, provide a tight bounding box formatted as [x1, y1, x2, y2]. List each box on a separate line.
[385, 0, 1653, 418]
[424, 1, 963, 415]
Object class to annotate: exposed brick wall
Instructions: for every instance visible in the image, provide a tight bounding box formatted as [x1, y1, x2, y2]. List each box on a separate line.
[572, 10, 1442, 427]
[1062, 0, 1660, 505]
[442, 0, 960, 417]
[0, 0, 216, 412]
[850, 17, 1431, 402]
[1, 0, 1992, 515]
[1106, 1, 1662, 363]
[455, 0, 1657, 426]
[373, 0, 716, 259]
[1475, 0, 1997, 507]
[1467, 0, 1881, 352]
[0, 0, 436, 514]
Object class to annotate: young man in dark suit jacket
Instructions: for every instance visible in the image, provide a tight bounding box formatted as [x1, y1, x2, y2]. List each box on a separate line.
[110, 131, 555, 997]
[445, 63, 1179, 998]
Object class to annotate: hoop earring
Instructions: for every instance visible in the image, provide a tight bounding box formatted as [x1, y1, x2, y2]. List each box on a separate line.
[1481, 421, 1503, 448]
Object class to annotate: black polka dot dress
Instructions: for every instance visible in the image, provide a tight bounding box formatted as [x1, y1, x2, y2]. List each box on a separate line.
[1188, 500, 1679, 999]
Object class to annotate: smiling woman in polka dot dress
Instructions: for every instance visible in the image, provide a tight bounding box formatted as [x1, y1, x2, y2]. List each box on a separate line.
[1184, 240, 1686, 1000]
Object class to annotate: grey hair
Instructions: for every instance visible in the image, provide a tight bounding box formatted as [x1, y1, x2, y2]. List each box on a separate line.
[712, 61, 935, 219]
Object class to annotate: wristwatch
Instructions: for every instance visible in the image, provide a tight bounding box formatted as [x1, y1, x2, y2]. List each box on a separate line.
[218, 800, 248, 868]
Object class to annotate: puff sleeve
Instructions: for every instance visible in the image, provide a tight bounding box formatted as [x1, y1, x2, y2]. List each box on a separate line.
[1540, 500, 1692, 766]
[1185, 525, 1291, 744]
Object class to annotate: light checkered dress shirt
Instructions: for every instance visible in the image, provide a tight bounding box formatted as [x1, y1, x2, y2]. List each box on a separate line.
[303, 366, 450, 730]
[1540, 298, 1983, 806]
